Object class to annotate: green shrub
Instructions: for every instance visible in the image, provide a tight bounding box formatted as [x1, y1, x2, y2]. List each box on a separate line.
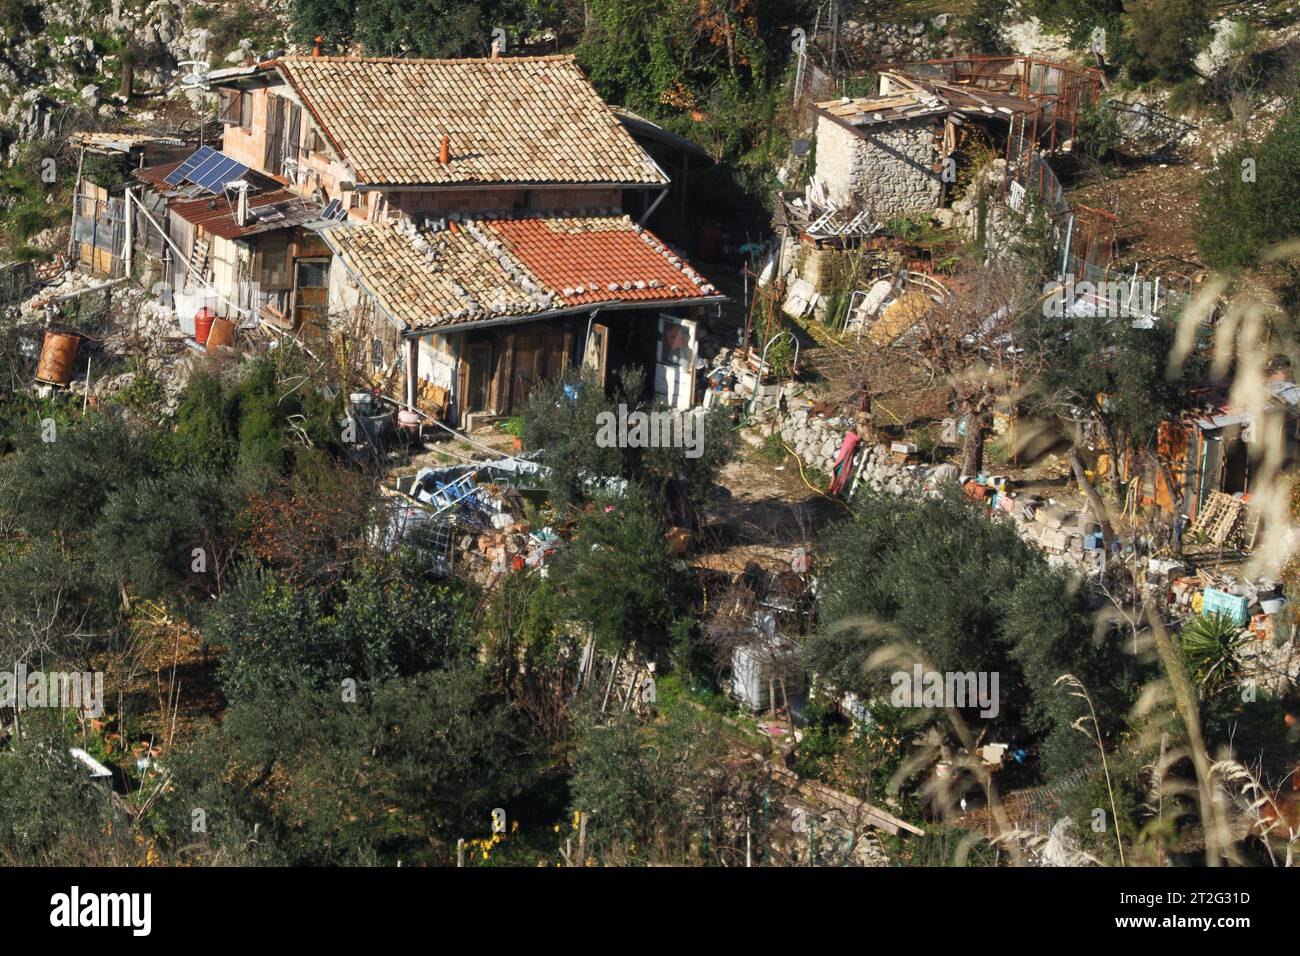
[1196, 99, 1300, 271]
[1125, 0, 1210, 84]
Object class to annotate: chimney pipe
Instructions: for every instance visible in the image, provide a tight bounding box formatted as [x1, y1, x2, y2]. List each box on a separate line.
[232, 182, 250, 227]
[313, 36, 323, 57]
[439, 134, 450, 165]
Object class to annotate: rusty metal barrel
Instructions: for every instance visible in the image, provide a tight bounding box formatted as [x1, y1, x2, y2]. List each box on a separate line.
[35, 330, 81, 386]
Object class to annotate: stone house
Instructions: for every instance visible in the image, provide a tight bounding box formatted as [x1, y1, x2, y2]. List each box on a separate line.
[807, 60, 1103, 222]
[812, 107, 944, 217]
[193, 52, 723, 424]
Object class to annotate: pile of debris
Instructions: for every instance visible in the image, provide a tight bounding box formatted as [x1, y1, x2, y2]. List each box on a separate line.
[464, 514, 561, 579]
[384, 457, 560, 584]
[989, 490, 1109, 574]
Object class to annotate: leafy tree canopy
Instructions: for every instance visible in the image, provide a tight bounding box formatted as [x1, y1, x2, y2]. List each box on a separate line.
[804, 493, 1141, 776]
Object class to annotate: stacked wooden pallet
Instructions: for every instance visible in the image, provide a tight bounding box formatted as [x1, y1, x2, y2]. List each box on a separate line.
[1186, 492, 1246, 551]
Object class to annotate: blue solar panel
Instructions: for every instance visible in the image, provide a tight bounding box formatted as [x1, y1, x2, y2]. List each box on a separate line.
[321, 198, 348, 221]
[162, 146, 249, 195]
[163, 146, 218, 187]
[192, 154, 249, 193]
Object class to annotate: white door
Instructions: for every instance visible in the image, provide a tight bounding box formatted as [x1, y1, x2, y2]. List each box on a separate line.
[653, 314, 697, 410]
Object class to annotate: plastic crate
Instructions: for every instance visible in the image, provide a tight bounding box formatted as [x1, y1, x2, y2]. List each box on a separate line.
[1201, 588, 1248, 626]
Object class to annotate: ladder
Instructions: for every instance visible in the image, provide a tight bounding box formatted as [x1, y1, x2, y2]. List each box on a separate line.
[428, 472, 480, 515]
[190, 236, 211, 282]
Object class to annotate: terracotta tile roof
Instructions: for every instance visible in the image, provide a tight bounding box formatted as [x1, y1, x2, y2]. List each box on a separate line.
[481, 218, 711, 307]
[321, 214, 721, 331]
[274, 55, 668, 188]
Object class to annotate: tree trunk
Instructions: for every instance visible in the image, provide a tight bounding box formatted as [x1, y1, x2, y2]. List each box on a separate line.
[1069, 446, 1116, 547]
[959, 416, 985, 476]
[119, 47, 134, 100]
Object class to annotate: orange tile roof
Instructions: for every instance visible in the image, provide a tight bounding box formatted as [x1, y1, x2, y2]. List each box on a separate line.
[480, 218, 712, 307]
[321, 214, 720, 331]
[274, 55, 668, 188]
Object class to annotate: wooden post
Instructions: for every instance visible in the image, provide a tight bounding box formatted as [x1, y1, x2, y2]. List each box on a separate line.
[601, 646, 622, 713]
[456, 838, 465, 867]
[576, 812, 588, 867]
[67, 146, 85, 264]
[123, 187, 134, 279]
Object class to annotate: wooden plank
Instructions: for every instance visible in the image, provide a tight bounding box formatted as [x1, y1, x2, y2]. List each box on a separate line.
[762, 760, 925, 837]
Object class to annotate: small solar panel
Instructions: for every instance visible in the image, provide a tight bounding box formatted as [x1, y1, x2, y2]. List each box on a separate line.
[193, 154, 249, 193]
[251, 205, 285, 222]
[320, 198, 348, 221]
[163, 145, 218, 187]
[163, 146, 249, 195]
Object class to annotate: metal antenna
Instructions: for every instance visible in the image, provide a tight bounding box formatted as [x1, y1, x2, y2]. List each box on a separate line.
[177, 56, 211, 148]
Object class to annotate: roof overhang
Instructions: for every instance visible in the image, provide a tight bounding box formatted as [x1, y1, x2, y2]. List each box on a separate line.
[400, 295, 728, 338]
[355, 180, 666, 193]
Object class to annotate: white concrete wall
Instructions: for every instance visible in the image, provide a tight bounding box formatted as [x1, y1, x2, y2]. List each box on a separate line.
[418, 333, 457, 389]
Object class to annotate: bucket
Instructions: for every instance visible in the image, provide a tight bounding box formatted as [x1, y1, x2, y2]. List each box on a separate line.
[194, 307, 217, 345]
[205, 316, 235, 351]
[397, 409, 422, 433]
[35, 331, 81, 386]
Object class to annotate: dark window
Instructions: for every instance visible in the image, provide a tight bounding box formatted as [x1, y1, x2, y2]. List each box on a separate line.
[295, 259, 329, 289]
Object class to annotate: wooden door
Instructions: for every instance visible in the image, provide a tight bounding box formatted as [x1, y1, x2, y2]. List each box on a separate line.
[465, 343, 493, 413]
[510, 334, 545, 411]
[292, 257, 329, 332]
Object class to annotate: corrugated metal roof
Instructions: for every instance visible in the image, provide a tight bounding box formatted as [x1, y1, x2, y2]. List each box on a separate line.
[168, 188, 325, 240]
[816, 70, 1032, 128]
[134, 158, 319, 239]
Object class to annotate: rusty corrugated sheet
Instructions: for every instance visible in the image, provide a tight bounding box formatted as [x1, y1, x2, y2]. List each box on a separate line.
[167, 189, 324, 240]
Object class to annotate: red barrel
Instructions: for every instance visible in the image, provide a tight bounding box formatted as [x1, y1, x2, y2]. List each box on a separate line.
[194, 307, 217, 345]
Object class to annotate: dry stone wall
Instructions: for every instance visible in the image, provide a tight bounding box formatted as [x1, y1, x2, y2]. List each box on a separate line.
[814, 115, 941, 217]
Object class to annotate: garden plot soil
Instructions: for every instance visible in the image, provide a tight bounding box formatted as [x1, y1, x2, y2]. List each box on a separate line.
[1068, 160, 1205, 277]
